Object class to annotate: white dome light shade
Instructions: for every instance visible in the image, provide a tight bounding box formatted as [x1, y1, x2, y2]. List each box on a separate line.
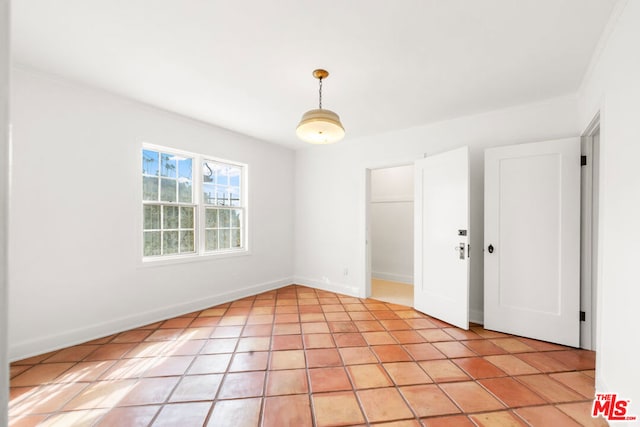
[296, 108, 345, 144]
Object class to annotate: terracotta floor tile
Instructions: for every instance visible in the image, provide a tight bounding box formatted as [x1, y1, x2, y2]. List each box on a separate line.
[160, 317, 194, 329]
[328, 321, 359, 333]
[11, 363, 75, 387]
[440, 381, 505, 413]
[38, 408, 108, 426]
[478, 377, 546, 407]
[325, 313, 352, 322]
[419, 360, 470, 382]
[266, 369, 308, 395]
[312, 391, 365, 426]
[206, 398, 262, 427]
[9, 382, 88, 416]
[179, 327, 214, 340]
[85, 343, 137, 361]
[144, 329, 185, 342]
[557, 402, 610, 426]
[372, 310, 400, 320]
[422, 414, 475, 427]
[242, 324, 274, 336]
[272, 334, 304, 350]
[8, 284, 601, 427]
[347, 364, 392, 389]
[348, 312, 375, 321]
[95, 405, 160, 427]
[379, 319, 411, 331]
[308, 367, 353, 393]
[461, 339, 508, 356]
[42, 345, 100, 363]
[334, 333, 367, 347]
[343, 303, 368, 312]
[229, 351, 269, 372]
[546, 350, 596, 370]
[339, 346, 378, 365]
[301, 322, 330, 333]
[362, 331, 397, 345]
[453, 357, 507, 379]
[210, 325, 243, 338]
[119, 377, 179, 406]
[304, 333, 336, 349]
[306, 348, 343, 368]
[403, 343, 446, 361]
[55, 360, 115, 383]
[64, 379, 138, 410]
[549, 371, 596, 398]
[484, 355, 540, 376]
[188, 354, 232, 374]
[515, 352, 571, 373]
[236, 336, 271, 352]
[383, 362, 432, 386]
[300, 313, 326, 322]
[357, 387, 414, 423]
[201, 338, 238, 354]
[274, 313, 300, 324]
[405, 318, 438, 329]
[490, 338, 536, 353]
[273, 323, 301, 335]
[469, 410, 527, 426]
[143, 355, 194, 377]
[515, 405, 582, 426]
[433, 342, 477, 358]
[217, 371, 266, 399]
[169, 373, 223, 402]
[515, 374, 585, 403]
[400, 384, 460, 417]
[355, 320, 385, 332]
[9, 365, 30, 379]
[263, 394, 313, 427]
[443, 328, 483, 341]
[390, 330, 426, 344]
[371, 345, 412, 362]
[152, 401, 211, 426]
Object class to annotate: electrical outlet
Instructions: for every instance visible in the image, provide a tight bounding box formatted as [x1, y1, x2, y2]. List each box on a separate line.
[343, 268, 349, 276]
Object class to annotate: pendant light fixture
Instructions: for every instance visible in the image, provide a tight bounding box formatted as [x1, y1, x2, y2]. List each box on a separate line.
[296, 69, 345, 144]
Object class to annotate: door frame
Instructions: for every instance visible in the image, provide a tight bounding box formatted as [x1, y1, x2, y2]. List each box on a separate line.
[364, 162, 414, 299]
[580, 113, 600, 350]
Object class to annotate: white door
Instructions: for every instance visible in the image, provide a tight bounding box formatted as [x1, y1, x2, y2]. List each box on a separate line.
[414, 146, 470, 330]
[484, 138, 580, 347]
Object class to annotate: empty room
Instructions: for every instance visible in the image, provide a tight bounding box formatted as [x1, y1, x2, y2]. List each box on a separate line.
[1, 0, 640, 426]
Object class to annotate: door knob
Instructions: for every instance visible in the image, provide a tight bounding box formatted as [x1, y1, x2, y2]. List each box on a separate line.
[488, 244, 494, 254]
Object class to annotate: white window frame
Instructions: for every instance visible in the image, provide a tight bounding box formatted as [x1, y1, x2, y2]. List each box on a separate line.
[142, 143, 248, 263]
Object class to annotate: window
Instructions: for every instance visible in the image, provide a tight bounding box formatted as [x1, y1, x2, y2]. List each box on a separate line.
[142, 146, 246, 259]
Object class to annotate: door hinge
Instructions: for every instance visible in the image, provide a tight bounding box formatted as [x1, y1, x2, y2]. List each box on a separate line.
[581, 155, 587, 166]
[580, 311, 586, 322]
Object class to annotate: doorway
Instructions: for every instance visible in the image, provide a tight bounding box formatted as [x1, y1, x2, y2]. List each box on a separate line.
[368, 164, 414, 307]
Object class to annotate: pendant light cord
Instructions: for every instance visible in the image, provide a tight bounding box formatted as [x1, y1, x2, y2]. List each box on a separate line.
[318, 77, 323, 109]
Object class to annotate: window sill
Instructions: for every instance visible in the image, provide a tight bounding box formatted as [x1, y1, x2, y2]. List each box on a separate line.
[139, 249, 250, 268]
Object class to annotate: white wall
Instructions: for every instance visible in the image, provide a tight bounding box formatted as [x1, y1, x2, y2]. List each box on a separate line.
[577, 0, 640, 408]
[294, 95, 579, 322]
[9, 67, 294, 360]
[1, 0, 9, 423]
[370, 165, 413, 284]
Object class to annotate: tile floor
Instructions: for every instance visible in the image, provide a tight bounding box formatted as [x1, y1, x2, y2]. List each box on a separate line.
[9, 285, 607, 426]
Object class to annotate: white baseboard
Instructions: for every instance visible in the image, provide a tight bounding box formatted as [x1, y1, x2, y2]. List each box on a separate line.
[9, 277, 292, 362]
[293, 276, 362, 298]
[372, 271, 413, 285]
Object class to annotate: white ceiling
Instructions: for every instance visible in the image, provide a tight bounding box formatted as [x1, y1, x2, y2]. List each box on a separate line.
[12, 0, 618, 149]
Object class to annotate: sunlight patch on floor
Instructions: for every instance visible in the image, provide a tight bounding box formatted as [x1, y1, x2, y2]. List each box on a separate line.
[371, 278, 413, 307]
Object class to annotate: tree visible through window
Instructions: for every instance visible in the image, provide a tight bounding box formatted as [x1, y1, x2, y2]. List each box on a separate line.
[142, 146, 245, 259]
